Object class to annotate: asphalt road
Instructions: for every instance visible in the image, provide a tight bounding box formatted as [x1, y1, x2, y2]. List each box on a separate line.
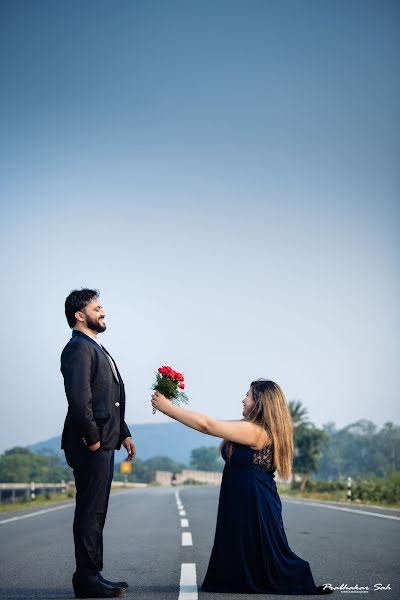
[0, 486, 399, 600]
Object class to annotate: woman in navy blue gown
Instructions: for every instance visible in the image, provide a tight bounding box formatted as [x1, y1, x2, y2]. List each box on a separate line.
[151, 379, 333, 595]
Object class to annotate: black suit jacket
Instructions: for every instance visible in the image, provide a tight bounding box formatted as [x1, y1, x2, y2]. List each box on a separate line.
[61, 330, 131, 451]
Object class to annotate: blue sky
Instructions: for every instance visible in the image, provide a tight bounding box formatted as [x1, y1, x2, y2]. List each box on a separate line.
[0, 0, 398, 453]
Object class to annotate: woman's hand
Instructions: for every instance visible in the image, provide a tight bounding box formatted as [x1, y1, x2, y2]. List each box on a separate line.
[151, 391, 171, 414]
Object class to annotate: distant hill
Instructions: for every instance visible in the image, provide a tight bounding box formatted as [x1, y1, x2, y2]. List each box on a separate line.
[28, 422, 222, 465]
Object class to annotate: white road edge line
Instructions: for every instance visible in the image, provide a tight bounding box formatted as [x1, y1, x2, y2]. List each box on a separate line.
[182, 531, 193, 546]
[181, 518, 189, 527]
[179, 509, 186, 516]
[284, 499, 400, 521]
[178, 562, 198, 600]
[0, 503, 74, 525]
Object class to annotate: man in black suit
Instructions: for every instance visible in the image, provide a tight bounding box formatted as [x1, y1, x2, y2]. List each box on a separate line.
[61, 288, 136, 599]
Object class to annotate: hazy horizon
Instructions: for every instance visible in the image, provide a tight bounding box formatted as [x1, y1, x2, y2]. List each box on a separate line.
[0, 398, 400, 454]
[15, 412, 398, 457]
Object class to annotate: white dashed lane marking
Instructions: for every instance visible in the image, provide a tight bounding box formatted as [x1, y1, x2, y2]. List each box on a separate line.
[182, 531, 193, 546]
[178, 562, 198, 600]
[176, 488, 197, 595]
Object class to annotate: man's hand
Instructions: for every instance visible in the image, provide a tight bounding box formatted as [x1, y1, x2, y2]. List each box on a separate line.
[122, 437, 136, 461]
[88, 441, 101, 452]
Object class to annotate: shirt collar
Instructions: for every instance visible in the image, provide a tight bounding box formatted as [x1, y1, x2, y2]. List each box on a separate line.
[72, 329, 100, 344]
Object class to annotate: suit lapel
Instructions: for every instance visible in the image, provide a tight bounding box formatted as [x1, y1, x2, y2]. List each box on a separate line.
[71, 331, 120, 384]
[100, 344, 120, 385]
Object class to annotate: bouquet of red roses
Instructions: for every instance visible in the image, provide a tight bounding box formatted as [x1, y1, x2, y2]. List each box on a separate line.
[152, 365, 189, 414]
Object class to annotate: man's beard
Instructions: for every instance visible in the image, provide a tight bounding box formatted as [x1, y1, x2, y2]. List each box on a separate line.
[86, 315, 106, 333]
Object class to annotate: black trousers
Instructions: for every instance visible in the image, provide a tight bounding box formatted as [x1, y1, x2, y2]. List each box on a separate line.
[64, 444, 115, 576]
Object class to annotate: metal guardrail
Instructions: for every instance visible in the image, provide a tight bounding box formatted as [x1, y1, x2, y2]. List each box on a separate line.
[0, 480, 148, 504]
[0, 481, 70, 503]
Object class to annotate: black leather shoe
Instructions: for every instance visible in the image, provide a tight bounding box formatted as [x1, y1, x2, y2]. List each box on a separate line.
[98, 573, 128, 589]
[314, 586, 335, 595]
[72, 573, 126, 598]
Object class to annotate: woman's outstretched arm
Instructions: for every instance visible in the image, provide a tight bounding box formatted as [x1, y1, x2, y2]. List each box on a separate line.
[151, 392, 268, 450]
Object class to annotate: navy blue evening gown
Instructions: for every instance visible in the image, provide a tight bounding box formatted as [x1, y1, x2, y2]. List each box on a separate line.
[201, 443, 333, 595]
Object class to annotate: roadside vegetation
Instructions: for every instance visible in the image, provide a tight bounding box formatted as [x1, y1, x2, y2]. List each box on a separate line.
[1, 405, 399, 509]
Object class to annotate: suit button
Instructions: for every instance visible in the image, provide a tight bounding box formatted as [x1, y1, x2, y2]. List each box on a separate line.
[115, 402, 120, 407]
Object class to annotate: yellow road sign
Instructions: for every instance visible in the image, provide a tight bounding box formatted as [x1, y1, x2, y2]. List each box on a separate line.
[120, 461, 132, 474]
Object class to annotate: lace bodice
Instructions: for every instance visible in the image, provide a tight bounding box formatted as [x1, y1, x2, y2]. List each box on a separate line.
[222, 442, 275, 474]
[252, 445, 275, 473]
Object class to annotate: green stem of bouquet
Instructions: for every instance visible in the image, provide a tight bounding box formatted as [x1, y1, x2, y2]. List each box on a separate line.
[152, 372, 189, 413]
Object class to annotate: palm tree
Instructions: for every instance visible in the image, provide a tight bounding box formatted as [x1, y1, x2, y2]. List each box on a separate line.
[294, 424, 328, 492]
[288, 400, 327, 491]
[288, 399, 308, 428]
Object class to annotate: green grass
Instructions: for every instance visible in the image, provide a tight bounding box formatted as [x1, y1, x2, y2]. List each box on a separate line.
[0, 486, 136, 513]
[0, 492, 75, 512]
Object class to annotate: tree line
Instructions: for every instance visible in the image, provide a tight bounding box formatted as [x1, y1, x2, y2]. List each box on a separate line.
[0, 447, 72, 483]
[289, 400, 399, 490]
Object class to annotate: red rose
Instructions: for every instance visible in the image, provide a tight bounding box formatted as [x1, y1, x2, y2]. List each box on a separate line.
[179, 383, 185, 389]
[158, 365, 177, 380]
[157, 365, 186, 385]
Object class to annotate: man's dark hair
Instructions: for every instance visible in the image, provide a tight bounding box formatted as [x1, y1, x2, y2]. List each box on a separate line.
[65, 288, 100, 328]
